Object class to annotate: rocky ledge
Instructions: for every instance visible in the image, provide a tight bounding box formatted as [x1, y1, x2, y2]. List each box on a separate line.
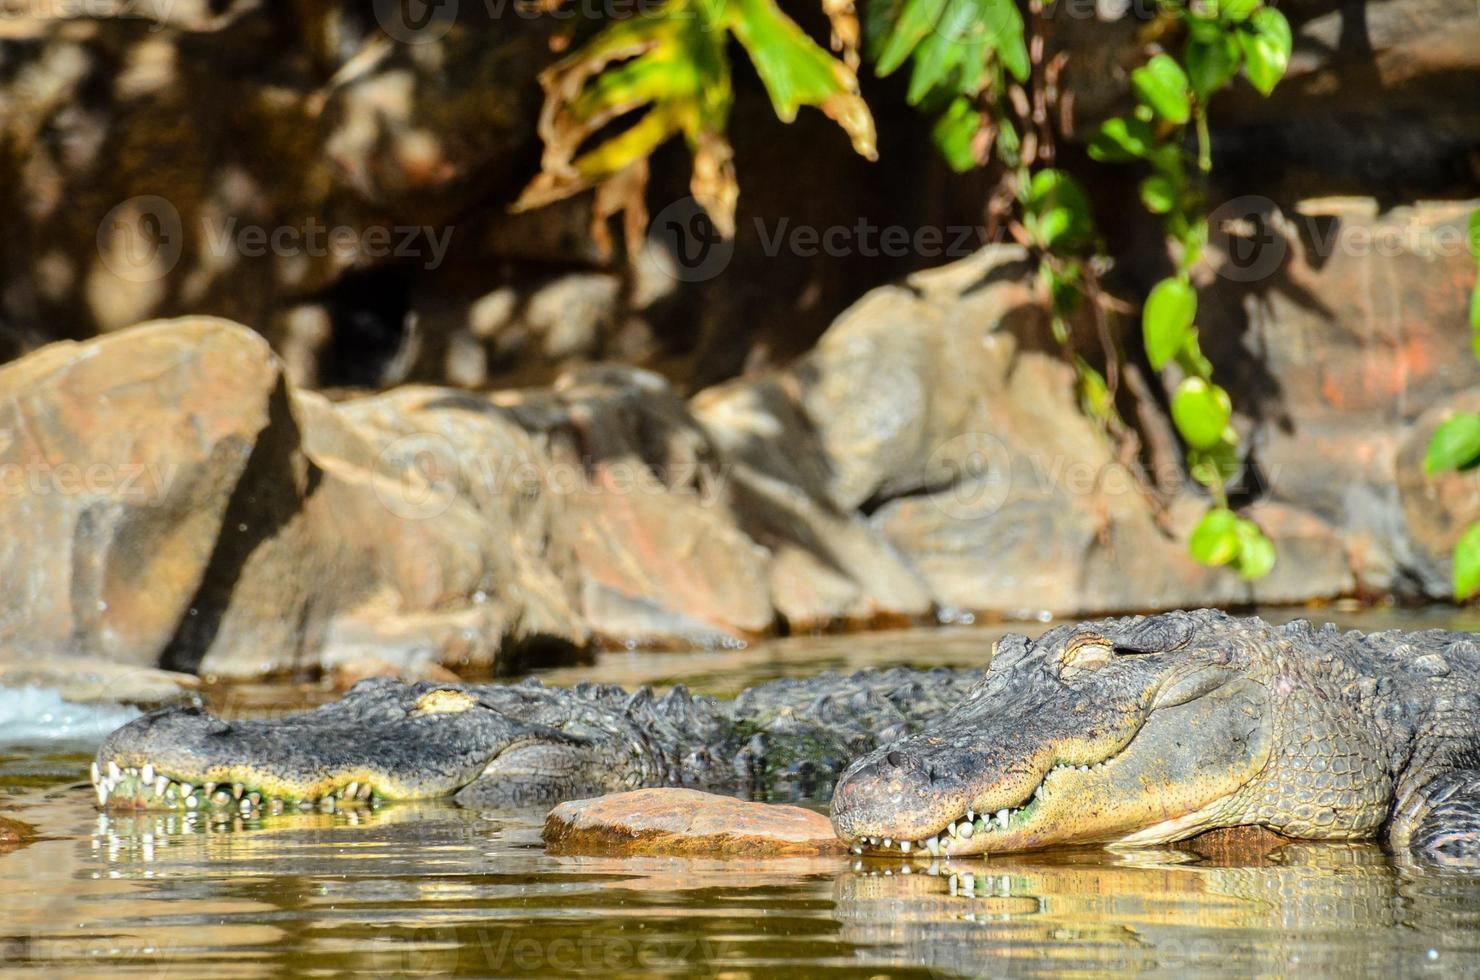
[0, 236, 1475, 681]
[543, 789, 844, 856]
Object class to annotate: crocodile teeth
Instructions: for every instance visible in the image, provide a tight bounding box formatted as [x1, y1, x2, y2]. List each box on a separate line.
[107, 762, 122, 782]
[850, 845, 863, 854]
[154, 776, 169, 796]
[179, 783, 193, 797]
[232, 783, 245, 800]
[185, 795, 199, 810]
[90, 762, 101, 786]
[958, 820, 973, 839]
[899, 840, 911, 853]
[96, 782, 109, 806]
[142, 764, 155, 785]
[996, 809, 1009, 827]
[345, 782, 359, 800]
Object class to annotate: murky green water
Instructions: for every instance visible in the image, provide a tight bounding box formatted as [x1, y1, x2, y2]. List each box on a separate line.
[4, 608, 1480, 977]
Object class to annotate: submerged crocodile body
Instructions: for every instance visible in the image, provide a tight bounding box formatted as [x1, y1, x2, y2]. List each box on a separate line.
[94, 611, 1480, 864]
[92, 667, 983, 811]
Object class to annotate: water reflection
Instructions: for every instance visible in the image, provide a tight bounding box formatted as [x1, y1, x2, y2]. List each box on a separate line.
[835, 844, 1478, 975]
[1, 784, 1477, 977]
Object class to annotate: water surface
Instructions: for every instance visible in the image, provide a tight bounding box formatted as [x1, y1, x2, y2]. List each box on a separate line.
[3, 608, 1479, 977]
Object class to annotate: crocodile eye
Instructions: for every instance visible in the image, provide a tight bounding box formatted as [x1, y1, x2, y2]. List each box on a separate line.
[1061, 634, 1114, 674]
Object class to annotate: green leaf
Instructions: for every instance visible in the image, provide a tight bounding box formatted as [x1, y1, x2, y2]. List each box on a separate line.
[1143, 277, 1197, 369]
[1456, 522, 1480, 600]
[874, 0, 948, 76]
[1087, 116, 1155, 162]
[1471, 284, 1480, 359]
[1424, 414, 1480, 474]
[1217, 0, 1260, 22]
[1469, 209, 1480, 259]
[1185, 33, 1240, 101]
[1189, 507, 1241, 566]
[1139, 174, 1178, 214]
[1239, 7, 1292, 96]
[1025, 169, 1095, 251]
[1172, 377, 1233, 450]
[1131, 53, 1191, 124]
[982, 0, 1031, 83]
[727, 0, 873, 143]
[932, 97, 985, 172]
[1233, 519, 1277, 579]
[1188, 438, 1241, 490]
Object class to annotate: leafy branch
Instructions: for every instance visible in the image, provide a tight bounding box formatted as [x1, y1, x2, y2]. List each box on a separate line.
[1425, 209, 1480, 600]
[513, 0, 877, 240]
[1088, 3, 1291, 579]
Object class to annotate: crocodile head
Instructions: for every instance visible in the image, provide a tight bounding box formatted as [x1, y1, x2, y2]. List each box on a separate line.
[830, 611, 1281, 856]
[90, 678, 679, 814]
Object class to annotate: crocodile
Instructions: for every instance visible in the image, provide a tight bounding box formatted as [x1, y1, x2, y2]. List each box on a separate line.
[91, 611, 1480, 864]
[831, 610, 1480, 865]
[90, 667, 983, 812]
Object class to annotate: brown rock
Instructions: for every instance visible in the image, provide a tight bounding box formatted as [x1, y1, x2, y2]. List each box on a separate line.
[543, 788, 845, 856]
[0, 816, 34, 854]
[0, 318, 280, 665]
[0, 317, 591, 678]
[0, 657, 198, 708]
[1200, 198, 1480, 595]
[512, 366, 776, 646]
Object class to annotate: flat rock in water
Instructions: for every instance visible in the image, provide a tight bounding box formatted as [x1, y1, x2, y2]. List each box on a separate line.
[0, 817, 34, 854]
[544, 788, 845, 856]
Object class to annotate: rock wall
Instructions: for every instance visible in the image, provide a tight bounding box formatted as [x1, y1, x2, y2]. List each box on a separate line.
[1, 236, 1472, 678]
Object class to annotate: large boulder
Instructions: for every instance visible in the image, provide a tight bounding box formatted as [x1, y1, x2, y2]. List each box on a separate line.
[742, 247, 1347, 616]
[0, 319, 280, 664]
[1199, 198, 1480, 594]
[0, 317, 591, 677]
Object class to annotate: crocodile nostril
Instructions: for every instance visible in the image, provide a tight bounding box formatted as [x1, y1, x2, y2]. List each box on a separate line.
[886, 750, 906, 768]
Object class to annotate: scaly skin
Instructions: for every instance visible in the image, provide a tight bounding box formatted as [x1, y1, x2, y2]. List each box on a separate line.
[92, 611, 1480, 865]
[92, 668, 983, 813]
[830, 610, 1480, 866]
